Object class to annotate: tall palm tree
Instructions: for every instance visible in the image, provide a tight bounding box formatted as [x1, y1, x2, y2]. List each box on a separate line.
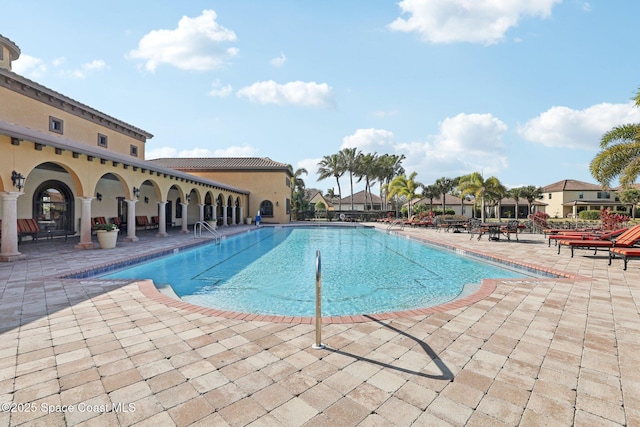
[355, 152, 379, 210]
[508, 187, 524, 219]
[287, 165, 308, 219]
[590, 88, 640, 188]
[388, 172, 421, 218]
[377, 154, 405, 211]
[457, 172, 505, 222]
[434, 177, 454, 215]
[317, 154, 344, 211]
[340, 147, 361, 211]
[520, 185, 543, 216]
[421, 184, 439, 213]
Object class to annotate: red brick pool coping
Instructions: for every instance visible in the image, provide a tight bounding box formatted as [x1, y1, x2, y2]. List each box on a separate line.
[136, 232, 590, 324]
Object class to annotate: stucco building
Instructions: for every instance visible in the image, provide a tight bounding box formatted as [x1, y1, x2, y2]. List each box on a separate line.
[0, 34, 289, 261]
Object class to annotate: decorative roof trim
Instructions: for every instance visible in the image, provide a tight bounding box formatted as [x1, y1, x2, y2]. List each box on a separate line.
[0, 120, 248, 195]
[0, 68, 153, 142]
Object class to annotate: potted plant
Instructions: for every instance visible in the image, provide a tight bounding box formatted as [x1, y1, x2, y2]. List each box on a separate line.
[94, 223, 119, 249]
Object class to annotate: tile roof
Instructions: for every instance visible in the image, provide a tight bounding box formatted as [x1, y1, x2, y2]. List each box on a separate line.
[542, 179, 603, 192]
[340, 190, 383, 204]
[149, 157, 291, 172]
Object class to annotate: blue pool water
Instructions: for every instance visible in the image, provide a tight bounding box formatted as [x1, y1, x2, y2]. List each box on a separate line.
[102, 227, 527, 316]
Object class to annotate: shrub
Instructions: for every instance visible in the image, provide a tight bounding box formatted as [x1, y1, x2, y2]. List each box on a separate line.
[578, 210, 600, 220]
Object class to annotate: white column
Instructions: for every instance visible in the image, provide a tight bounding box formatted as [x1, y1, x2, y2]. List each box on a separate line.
[212, 202, 217, 222]
[75, 197, 96, 250]
[231, 206, 237, 225]
[198, 203, 205, 223]
[239, 207, 244, 224]
[125, 199, 139, 242]
[0, 192, 23, 261]
[180, 203, 189, 233]
[157, 201, 168, 237]
[222, 205, 228, 226]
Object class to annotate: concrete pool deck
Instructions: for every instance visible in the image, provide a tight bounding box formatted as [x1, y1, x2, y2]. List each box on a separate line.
[0, 223, 638, 426]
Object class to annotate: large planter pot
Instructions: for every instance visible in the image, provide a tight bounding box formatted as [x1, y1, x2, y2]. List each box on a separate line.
[245, 217, 253, 225]
[207, 220, 217, 230]
[96, 229, 119, 249]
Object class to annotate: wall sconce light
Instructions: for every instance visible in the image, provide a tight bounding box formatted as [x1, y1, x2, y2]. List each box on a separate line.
[276, 201, 279, 207]
[144, 196, 149, 204]
[186, 193, 191, 203]
[133, 187, 140, 198]
[11, 170, 25, 191]
[96, 193, 103, 202]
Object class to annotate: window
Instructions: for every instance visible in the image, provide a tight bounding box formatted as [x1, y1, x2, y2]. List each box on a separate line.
[98, 134, 108, 148]
[49, 116, 64, 134]
[260, 200, 274, 217]
[578, 192, 583, 199]
[286, 177, 290, 187]
[548, 193, 552, 199]
[130, 144, 138, 157]
[597, 191, 610, 199]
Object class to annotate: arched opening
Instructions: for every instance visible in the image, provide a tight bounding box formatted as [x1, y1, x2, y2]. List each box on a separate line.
[260, 200, 274, 218]
[33, 180, 74, 232]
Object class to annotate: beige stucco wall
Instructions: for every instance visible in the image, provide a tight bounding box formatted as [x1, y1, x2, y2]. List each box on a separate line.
[0, 135, 249, 230]
[188, 170, 291, 224]
[0, 87, 146, 159]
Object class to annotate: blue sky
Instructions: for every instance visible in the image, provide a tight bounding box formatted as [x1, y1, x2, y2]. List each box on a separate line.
[4, 1, 640, 195]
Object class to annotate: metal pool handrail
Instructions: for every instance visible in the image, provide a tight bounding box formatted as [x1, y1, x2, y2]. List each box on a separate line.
[194, 221, 221, 244]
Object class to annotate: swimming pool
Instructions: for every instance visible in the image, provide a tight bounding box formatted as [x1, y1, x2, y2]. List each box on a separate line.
[102, 226, 528, 316]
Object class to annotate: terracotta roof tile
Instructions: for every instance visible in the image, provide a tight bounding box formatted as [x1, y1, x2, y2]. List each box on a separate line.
[542, 179, 603, 192]
[149, 157, 291, 172]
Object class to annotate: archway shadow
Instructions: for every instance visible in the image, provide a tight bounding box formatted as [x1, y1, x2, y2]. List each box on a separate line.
[322, 314, 454, 381]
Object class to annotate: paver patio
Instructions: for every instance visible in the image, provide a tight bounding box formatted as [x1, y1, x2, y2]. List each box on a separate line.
[0, 223, 638, 426]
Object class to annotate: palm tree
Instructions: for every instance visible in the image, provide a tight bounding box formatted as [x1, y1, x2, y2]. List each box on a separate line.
[508, 187, 524, 219]
[421, 184, 439, 213]
[288, 165, 308, 220]
[520, 185, 543, 216]
[340, 147, 361, 211]
[377, 154, 406, 211]
[619, 188, 640, 218]
[590, 87, 640, 188]
[388, 172, 422, 218]
[434, 177, 454, 215]
[317, 154, 344, 211]
[355, 152, 379, 210]
[457, 172, 506, 222]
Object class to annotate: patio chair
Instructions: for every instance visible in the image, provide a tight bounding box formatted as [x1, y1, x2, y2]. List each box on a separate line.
[500, 220, 520, 241]
[609, 247, 640, 270]
[548, 227, 628, 247]
[557, 224, 640, 257]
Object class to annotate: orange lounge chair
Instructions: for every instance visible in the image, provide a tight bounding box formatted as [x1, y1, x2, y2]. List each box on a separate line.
[550, 228, 628, 248]
[557, 225, 640, 257]
[609, 247, 640, 270]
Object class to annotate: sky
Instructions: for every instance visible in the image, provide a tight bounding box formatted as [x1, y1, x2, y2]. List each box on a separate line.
[4, 1, 640, 196]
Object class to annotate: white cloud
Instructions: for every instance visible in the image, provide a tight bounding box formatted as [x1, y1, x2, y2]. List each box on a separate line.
[270, 52, 287, 67]
[237, 80, 334, 108]
[11, 54, 47, 78]
[389, 0, 561, 45]
[128, 9, 238, 72]
[209, 80, 233, 97]
[517, 102, 640, 150]
[397, 113, 509, 178]
[340, 128, 395, 151]
[145, 145, 259, 159]
[65, 59, 108, 79]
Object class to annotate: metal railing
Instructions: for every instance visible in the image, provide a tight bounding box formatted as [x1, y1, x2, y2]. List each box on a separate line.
[194, 221, 221, 244]
[312, 250, 325, 350]
[386, 218, 405, 233]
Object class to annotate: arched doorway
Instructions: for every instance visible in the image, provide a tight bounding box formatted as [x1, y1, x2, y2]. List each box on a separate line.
[33, 180, 74, 232]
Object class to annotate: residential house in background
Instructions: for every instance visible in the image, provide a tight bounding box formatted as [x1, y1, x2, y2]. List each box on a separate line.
[540, 179, 627, 218]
